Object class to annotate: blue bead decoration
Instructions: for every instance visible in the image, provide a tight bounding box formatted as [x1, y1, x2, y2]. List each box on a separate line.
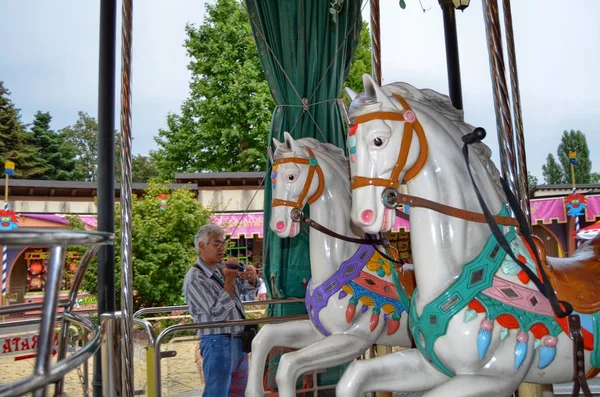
[309, 157, 318, 166]
[538, 345, 556, 369]
[272, 171, 277, 178]
[477, 328, 492, 360]
[272, 184, 276, 189]
[338, 290, 348, 299]
[348, 135, 357, 147]
[349, 146, 356, 154]
[515, 340, 528, 369]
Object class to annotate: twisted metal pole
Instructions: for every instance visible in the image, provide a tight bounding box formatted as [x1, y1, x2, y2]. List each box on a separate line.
[370, 0, 382, 85]
[502, 0, 530, 224]
[119, 0, 134, 395]
[481, 0, 519, 204]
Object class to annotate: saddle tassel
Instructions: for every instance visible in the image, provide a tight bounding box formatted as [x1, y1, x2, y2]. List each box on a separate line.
[514, 331, 529, 369]
[538, 336, 558, 369]
[387, 313, 401, 335]
[477, 318, 494, 360]
[370, 308, 381, 332]
[346, 298, 358, 323]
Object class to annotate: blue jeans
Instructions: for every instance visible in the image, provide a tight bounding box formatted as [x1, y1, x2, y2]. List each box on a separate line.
[200, 334, 248, 397]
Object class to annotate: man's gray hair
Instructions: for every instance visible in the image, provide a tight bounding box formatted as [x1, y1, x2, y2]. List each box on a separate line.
[194, 224, 224, 254]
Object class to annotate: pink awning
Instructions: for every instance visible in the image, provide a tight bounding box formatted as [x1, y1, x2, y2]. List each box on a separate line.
[531, 195, 600, 224]
[210, 212, 264, 239]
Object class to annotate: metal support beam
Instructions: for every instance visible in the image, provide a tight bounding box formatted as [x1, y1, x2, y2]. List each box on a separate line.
[93, 1, 117, 396]
[439, 0, 463, 110]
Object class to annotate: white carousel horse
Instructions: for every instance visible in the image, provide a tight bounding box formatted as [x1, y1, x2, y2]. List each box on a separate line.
[336, 74, 600, 397]
[246, 132, 416, 397]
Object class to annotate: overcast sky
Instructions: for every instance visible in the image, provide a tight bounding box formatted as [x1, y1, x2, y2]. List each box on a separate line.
[1, 1, 598, 180]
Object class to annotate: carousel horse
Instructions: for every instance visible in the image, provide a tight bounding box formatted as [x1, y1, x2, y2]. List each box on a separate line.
[335, 74, 600, 397]
[246, 132, 416, 397]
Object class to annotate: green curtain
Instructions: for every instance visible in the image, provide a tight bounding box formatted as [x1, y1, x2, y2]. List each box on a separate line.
[245, 0, 363, 316]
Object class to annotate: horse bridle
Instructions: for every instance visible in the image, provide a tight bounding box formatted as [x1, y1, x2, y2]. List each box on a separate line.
[270, 147, 388, 246]
[271, 147, 325, 210]
[350, 94, 428, 190]
[349, 94, 520, 228]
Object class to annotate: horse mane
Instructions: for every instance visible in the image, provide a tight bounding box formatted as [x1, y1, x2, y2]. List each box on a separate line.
[355, 82, 505, 200]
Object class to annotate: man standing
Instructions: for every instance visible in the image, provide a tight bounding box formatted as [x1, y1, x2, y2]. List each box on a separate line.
[183, 224, 260, 396]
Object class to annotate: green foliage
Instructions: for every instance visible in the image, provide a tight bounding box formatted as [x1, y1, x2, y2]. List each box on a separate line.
[343, 21, 372, 94]
[556, 130, 593, 184]
[60, 112, 99, 181]
[542, 153, 563, 185]
[81, 182, 213, 309]
[543, 130, 595, 184]
[0, 81, 46, 178]
[153, 0, 274, 178]
[28, 111, 78, 180]
[592, 172, 600, 184]
[132, 154, 160, 183]
[527, 172, 538, 190]
[153, 0, 371, 179]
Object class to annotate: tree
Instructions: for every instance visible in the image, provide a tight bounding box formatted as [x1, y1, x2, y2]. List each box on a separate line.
[28, 111, 78, 180]
[132, 154, 160, 183]
[60, 112, 122, 181]
[542, 154, 563, 185]
[153, 0, 274, 178]
[0, 81, 46, 178]
[592, 172, 600, 184]
[60, 112, 99, 181]
[343, 21, 372, 94]
[81, 182, 213, 309]
[527, 172, 538, 190]
[153, 0, 372, 179]
[543, 130, 595, 184]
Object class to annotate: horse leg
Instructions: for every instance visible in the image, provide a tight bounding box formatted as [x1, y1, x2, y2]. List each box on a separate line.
[275, 333, 373, 397]
[336, 349, 448, 397]
[421, 374, 523, 397]
[246, 320, 323, 397]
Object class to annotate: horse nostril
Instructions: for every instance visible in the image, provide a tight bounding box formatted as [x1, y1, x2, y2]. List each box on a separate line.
[276, 221, 285, 231]
[360, 209, 374, 224]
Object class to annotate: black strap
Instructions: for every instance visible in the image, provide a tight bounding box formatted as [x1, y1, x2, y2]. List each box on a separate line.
[461, 133, 572, 318]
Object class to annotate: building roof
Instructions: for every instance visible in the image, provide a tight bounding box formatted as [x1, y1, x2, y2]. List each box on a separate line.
[175, 172, 266, 187]
[531, 184, 600, 198]
[1, 179, 198, 199]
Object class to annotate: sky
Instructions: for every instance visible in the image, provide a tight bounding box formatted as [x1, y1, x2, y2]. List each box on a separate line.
[0, 0, 598, 180]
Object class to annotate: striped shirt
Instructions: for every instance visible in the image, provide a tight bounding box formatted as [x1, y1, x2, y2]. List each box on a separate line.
[183, 258, 260, 335]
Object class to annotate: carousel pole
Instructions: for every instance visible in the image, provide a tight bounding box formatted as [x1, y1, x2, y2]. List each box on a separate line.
[369, 2, 393, 397]
[481, 1, 545, 396]
[570, 152, 580, 248]
[119, 0, 135, 395]
[1, 161, 14, 316]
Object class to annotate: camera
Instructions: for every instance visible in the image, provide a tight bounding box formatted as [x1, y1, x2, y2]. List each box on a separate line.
[225, 262, 246, 272]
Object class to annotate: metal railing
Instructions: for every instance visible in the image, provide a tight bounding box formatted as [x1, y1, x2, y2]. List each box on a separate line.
[132, 298, 306, 397]
[0, 229, 113, 397]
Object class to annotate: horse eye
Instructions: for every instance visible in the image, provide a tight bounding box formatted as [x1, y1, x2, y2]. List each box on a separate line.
[288, 175, 295, 181]
[373, 137, 383, 147]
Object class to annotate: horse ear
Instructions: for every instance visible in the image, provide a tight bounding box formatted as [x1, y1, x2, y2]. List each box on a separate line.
[363, 74, 395, 109]
[345, 87, 358, 100]
[283, 131, 306, 156]
[272, 137, 283, 149]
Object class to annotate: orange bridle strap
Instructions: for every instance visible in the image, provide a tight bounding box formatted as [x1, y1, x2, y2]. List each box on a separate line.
[350, 94, 428, 190]
[271, 147, 325, 210]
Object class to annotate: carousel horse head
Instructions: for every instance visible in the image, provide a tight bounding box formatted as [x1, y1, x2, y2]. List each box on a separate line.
[345, 74, 432, 234]
[346, 74, 501, 234]
[269, 131, 347, 238]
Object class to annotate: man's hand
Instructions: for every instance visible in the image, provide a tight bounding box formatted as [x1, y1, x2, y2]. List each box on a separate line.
[239, 264, 258, 287]
[222, 260, 240, 296]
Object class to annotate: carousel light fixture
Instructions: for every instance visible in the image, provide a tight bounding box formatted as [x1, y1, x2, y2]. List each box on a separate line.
[452, 0, 470, 11]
